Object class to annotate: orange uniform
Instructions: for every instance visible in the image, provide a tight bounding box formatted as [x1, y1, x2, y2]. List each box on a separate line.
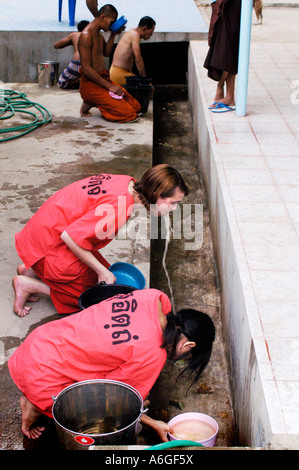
[80, 70, 141, 122]
[15, 174, 135, 313]
[8, 289, 172, 417]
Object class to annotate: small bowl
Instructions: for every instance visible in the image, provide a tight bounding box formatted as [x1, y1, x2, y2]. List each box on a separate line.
[168, 412, 219, 447]
[109, 262, 146, 289]
[109, 15, 127, 33]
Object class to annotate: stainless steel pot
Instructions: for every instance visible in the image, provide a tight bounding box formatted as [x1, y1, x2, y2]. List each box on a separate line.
[52, 379, 146, 450]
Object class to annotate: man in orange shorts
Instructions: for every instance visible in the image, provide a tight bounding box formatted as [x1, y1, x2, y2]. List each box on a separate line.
[78, 4, 141, 122]
[110, 16, 156, 86]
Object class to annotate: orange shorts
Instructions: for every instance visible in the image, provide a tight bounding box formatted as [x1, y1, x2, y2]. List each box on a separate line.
[80, 70, 141, 122]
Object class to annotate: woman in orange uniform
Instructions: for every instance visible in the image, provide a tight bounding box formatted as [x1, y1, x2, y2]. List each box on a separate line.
[8, 288, 215, 441]
[13, 165, 189, 317]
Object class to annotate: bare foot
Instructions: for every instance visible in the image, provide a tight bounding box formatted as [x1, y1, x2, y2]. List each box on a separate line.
[17, 265, 40, 301]
[80, 101, 93, 117]
[12, 276, 33, 317]
[209, 101, 219, 109]
[215, 83, 225, 102]
[20, 395, 45, 439]
[218, 98, 235, 107]
[12, 275, 50, 317]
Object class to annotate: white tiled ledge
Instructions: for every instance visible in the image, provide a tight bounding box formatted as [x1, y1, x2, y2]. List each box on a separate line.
[188, 40, 299, 450]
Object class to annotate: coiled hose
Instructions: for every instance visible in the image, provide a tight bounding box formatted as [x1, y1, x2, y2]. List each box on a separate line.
[0, 89, 52, 142]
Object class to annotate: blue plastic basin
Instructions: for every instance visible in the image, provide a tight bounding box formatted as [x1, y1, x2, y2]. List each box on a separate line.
[109, 262, 145, 289]
[109, 15, 127, 33]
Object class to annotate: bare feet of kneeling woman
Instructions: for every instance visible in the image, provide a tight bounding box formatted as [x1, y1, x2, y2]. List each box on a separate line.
[12, 274, 50, 317]
[19, 394, 45, 439]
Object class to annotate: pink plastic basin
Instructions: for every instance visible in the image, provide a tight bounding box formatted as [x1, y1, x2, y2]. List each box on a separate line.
[168, 412, 219, 447]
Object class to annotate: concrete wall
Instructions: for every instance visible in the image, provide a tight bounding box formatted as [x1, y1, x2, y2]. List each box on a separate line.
[187, 43, 273, 448]
[0, 31, 72, 83]
[0, 31, 206, 84]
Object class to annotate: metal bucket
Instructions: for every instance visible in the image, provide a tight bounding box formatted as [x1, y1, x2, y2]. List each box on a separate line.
[52, 379, 145, 450]
[37, 61, 59, 88]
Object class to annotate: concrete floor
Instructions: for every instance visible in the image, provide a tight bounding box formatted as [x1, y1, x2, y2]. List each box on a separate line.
[0, 0, 208, 87]
[0, 85, 153, 449]
[1, 1, 299, 452]
[0, 0, 207, 33]
[0, 0, 231, 452]
[0, 81, 236, 450]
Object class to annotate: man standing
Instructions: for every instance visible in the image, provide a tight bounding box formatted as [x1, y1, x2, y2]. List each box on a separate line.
[204, 0, 241, 112]
[110, 16, 156, 86]
[78, 4, 141, 122]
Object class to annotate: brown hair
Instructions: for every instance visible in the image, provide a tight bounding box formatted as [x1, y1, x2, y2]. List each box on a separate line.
[134, 164, 189, 208]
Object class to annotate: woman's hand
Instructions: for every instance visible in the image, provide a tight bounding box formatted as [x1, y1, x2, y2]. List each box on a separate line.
[60, 231, 116, 284]
[151, 420, 171, 442]
[140, 414, 171, 443]
[98, 269, 116, 285]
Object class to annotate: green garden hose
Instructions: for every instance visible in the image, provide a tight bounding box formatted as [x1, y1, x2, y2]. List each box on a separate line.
[0, 89, 52, 142]
[145, 440, 204, 450]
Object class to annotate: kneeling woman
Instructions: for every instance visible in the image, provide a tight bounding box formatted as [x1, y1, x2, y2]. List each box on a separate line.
[8, 288, 215, 441]
[13, 164, 188, 317]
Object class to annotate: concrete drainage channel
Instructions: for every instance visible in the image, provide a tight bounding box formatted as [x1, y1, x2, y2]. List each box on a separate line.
[142, 85, 237, 449]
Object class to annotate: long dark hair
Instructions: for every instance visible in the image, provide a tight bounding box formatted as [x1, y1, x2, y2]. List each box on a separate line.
[161, 309, 215, 385]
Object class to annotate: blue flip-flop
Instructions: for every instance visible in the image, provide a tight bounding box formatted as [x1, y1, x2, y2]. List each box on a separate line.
[208, 101, 218, 109]
[211, 103, 236, 113]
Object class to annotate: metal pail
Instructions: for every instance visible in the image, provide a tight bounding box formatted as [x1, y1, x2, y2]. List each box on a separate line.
[37, 61, 59, 88]
[52, 379, 145, 450]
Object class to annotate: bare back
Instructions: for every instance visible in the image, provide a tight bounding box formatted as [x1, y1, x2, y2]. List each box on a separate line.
[54, 31, 81, 60]
[70, 33, 81, 59]
[112, 29, 141, 71]
[78, 24, 106, 74]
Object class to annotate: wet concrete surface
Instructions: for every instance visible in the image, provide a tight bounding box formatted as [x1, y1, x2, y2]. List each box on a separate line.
[0, 83, 152, 450]
[0, 85, 235, 450]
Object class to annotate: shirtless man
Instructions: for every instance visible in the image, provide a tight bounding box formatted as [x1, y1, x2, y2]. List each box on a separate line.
[110, 16, 156, 86]
[54, 20, 89, 89]
[78, 4, 140, 122]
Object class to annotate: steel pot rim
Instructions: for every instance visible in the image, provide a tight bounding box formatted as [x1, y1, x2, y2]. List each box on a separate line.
[52, 379, 146, 438]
